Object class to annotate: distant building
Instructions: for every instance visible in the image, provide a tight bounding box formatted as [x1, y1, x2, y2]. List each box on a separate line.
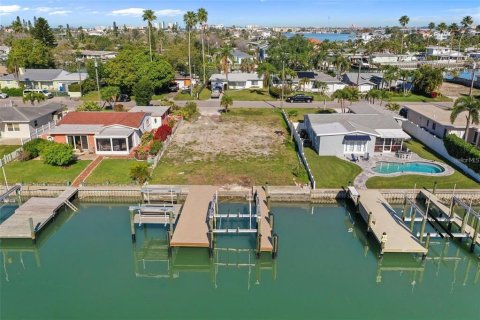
[76, 50, 117, 61]
[209, 72, 263, 90]
[293, 71, 346, 93]
[342, 72, 388, 92]
[0, 68, 87, 95]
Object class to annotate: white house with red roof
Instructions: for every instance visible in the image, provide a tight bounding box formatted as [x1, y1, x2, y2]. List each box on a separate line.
[42, 112, 151, 155]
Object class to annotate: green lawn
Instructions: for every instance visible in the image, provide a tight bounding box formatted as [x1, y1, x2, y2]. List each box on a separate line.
[199, 88, 212, 100]
[0, 145, 21, 158]
[152, 93, 170, 100]
[226, 89, 275, 101]
[366, 139, 480, 189]
[388, 93, 451, 103]
[174, 91, 195, 101]
[304, 148, 362, 188]
[151, 108, 308, 186]
[80, 91, 100, 102]
[3, 160, 91, 185]
[85, 159, 138, 185]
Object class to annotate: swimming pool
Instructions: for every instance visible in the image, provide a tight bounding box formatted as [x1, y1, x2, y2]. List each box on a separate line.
[373, 161, 445, 174]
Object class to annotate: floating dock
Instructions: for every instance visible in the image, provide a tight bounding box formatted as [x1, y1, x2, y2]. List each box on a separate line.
[0, 188, 78, 240]
[130, 204, 182, 225]
[170, 185, 218, 248]
[255, 187, 273, 252]
[353, 189, 427, 255]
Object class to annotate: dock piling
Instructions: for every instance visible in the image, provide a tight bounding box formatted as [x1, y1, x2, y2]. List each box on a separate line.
[269, 213, 275, 233]
[367, 212, 373, 233]
[470, 217, 479, 253]
[272, 234, 279, 259]
[422, 233, 431, 260]
[28, 217, 36, 244]
[129, 210, 136, 243]
[380, 232, 387, 257]
[401, 196, 407, 221]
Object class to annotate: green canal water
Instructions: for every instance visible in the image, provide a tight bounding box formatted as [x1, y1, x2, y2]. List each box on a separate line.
[1, 202, 479, 319]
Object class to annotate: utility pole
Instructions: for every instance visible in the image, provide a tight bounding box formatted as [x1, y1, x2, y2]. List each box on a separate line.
[94, 59, 101, 104]
[77, 61, 83, 97]
[281, 59, 285, 109]
[469, 61, 477, 97]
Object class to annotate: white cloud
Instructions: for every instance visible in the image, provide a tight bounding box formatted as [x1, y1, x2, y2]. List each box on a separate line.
[0, 5, 22, 15]
[49, 10, 72, 15]
[111, 8, 145, 16]
[155, 9, 184, 17]
[35, 7, 53, 12]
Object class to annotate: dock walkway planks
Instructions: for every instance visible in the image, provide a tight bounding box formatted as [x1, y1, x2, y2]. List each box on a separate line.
[420, 190, 480, 246]
[0, 187, 77, 239]
[170, 186, 217, 248]
[357, 189, 427, 254]
[255, 187, 273, 252]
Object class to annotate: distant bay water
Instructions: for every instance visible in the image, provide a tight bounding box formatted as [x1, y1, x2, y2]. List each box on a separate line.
[284, 32, 355, 42]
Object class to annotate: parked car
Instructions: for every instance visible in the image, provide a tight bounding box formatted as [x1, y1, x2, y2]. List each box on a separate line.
[212, 86, 223, 93]
[285, 94, 314, 103]
[211, 89, 221, 99]
[168, 82, 179, 92]
[118, 94, 130, 102]
[23, 89, 53, 99]
[0, 93, 8, 99]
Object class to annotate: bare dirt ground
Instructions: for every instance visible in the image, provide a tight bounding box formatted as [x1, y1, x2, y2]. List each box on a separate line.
[440, 82, 480, 98]
[166, 114, 284, 162]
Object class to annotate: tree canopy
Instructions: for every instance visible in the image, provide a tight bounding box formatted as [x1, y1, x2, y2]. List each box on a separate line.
[104, 49, 174, 93]
[31, 17, 56, 47]
[7, 38, 54, 72]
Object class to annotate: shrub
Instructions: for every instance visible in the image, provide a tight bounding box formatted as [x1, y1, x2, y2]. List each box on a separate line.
[41, 143, 74, 166]
[149, 140, 162, 155]
[18, 150, 32, 161]
[76, 101, 102, 111]
[80, 78, 97, 94]
[444, 134, 480, 173]
[133, 77, 153, 106]
[22, 138, 51, 159]
[134, 145, 149, 160]
[113, 103, 125, 112]
[1, 87, 24, 96]
[153, 124, 172, 141]
[68, 82, 81, 92]
[175, 101, 198, 121]
[269, 85, 292, 98]
[130, 162, 150, 184]
[140, 131, 154, 146]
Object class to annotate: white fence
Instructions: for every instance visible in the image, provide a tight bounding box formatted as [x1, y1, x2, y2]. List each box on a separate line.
[402, 120, 480, 183]
[151, 119, 184, 171]
[21, 121, 56, 145]
[280, 109, 317, 189]
[0, 147, 22, 167]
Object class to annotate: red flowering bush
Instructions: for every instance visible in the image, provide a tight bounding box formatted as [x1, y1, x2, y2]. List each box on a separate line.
[154, 124, 172, 141]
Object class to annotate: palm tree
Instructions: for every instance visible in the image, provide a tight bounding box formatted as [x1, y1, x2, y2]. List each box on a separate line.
[398, 15, 410, 54]
[437, 22, 447, 34]
[399, 69, 412, 95]
[256, 62, 277, 88]
[450, 96, 480, 142]
[220, 94, 233, 113]
[314, 81, 328, 95]
[458, 16, 474, 54]
[333, 55, 349, 79]
[218, 44, 233, 91]
[197, 8, 208, 85]
[299, 77, 310, 92]
[426, 22, 435, 55]
[183, 11, 197, 96]
[142, 9, 156, 62]
[332, 88, 348, 113]
[447, 23, 459, 63]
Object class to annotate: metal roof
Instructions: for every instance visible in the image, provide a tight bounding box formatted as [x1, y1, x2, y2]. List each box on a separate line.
[0, 103, 64, 123]
[0, 69, 87, 82]
[128, 106, 170, 117]
[209, 73, 263, 82]
[96, 126, 134, 138]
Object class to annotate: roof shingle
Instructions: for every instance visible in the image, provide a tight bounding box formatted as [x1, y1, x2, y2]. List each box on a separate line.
[58, 112, 146, 128]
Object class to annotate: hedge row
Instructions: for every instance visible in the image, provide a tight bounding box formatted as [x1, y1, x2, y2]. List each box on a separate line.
[1, 87, 23, 96]
[443, 134, 480, 173]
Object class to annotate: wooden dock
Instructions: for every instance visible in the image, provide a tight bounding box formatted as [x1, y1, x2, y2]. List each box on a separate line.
[170, 186, 217, 248]
[130, 204, 182, 225]
[255, 187, 273, 252]
[0, 187, 78, 240]
[356, 189, 427, 254]
[420, 190, 480, 246]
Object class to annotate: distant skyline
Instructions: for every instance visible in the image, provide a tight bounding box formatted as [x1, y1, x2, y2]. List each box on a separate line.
[0, 0, 479, 28]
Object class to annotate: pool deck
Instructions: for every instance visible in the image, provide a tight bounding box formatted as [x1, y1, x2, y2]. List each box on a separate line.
[255, 187, 273, 252]
[170, 185, 217, 248]
[0, 188, 78, 239]
[357, 189, 427, 254]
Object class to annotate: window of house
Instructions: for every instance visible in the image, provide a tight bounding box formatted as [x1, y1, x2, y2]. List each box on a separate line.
[432, 123, 436, 130]
[34, 120, 38, 127]
[96, 138, 112, 152]
[251, 81, 258, 86]
[426, 120, 430, 127]
[6, 123, 20, 131]
[473, 131, 479, 143]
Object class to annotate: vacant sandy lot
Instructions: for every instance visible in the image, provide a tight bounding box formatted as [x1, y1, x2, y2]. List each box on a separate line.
[166, 114, 284, 162]
[440, 82, 480, 98]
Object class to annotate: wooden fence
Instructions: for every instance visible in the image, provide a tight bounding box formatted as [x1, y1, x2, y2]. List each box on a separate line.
[0, 147, 22, 167]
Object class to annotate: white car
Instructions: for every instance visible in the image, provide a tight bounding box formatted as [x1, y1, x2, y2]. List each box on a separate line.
[0, 93, 8, 99]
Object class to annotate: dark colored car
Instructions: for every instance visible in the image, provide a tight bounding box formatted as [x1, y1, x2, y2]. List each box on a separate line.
[118, 94, 131, 102]
[285, 94, 314, 103]
[168, 82, 179, 92]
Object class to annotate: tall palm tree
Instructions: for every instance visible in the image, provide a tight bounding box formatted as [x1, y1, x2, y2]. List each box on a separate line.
[333, 55, 349, 79]
[197, 8, 208, 85]
[299, 77, 310, 92]
[398, 15, 410, 54]
[436, 22, 447, 45]
[142, 9, 156, 62]
[256, 62, 277, 88]
[426, 22, 435, 55]
[450, 96, 480, 142]
[218, 44, 233, 91]
[458, 16, 474, 54]
[183, 11, 197, 96]
[447, 23, 459, 64]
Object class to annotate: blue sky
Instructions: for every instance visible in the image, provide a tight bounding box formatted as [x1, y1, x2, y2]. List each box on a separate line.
[0, 0, 479, 27]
